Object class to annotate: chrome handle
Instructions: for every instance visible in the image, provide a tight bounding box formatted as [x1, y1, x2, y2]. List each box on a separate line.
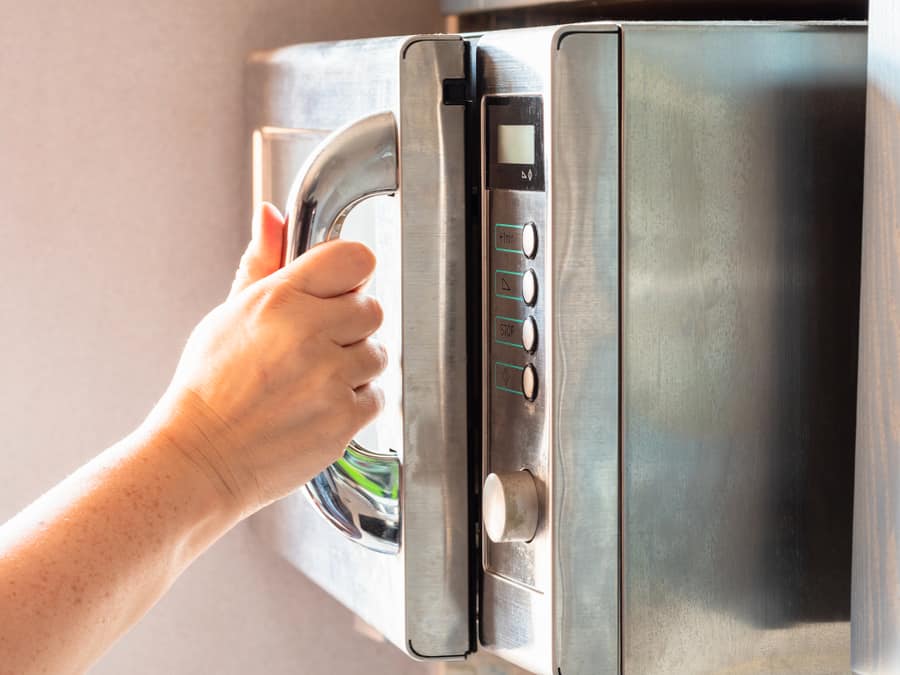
[283, 111, 401, 554]
[283, 110, 399, 264]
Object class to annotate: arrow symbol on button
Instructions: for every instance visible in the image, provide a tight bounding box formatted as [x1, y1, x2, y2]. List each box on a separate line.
[501, 278, 511, 291]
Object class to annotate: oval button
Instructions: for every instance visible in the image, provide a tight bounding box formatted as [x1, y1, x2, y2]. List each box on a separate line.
[522, 364, 538, 401]
[522, 269, 538, 306]
[522, 316, 537, 353]
[522, 222, 538, 259]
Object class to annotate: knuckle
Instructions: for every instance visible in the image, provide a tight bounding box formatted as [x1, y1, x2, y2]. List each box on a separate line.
[372, 386, 386, 413]
[356, 384, 385, 418]
[368, 340, 388, 373]
[363, 295, 384, 327]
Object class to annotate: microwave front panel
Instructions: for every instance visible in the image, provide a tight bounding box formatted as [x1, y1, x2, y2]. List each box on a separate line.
[479, 25, 621, 675]
[483, 96, 549, 593]
[246, 34, 470, 659]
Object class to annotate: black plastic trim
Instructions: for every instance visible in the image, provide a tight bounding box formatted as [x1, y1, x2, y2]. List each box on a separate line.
[462, 36, 482, 658]
[443, 77, 471, 105]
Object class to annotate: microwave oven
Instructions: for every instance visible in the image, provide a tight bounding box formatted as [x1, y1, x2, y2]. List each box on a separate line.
[246, 22, 866, 674]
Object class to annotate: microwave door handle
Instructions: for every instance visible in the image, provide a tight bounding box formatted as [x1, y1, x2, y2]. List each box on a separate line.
[283, 110, 399, 264]
[282, 110, 402, 555]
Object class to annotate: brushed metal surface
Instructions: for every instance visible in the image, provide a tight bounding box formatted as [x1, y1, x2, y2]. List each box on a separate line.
[852, 1, 900, 672]
[549, 28, 621, 675]
[246, 35, 470, 658]
[478, 30, 559, 674]
[479, 21, 865, 675]
[620, 23, 867, 675]
[485, 186, 548, 592]
[478, 24, 620, 675]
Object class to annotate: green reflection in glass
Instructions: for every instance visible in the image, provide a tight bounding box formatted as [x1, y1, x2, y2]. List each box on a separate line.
[335, 441, 400, 500]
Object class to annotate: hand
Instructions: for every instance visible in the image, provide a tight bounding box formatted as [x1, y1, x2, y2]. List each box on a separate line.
[147, 202, 386, 517]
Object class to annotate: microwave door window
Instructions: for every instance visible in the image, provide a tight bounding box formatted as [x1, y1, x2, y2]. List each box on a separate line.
[341, 196, 403, 461]
[252, 126, 329, 207]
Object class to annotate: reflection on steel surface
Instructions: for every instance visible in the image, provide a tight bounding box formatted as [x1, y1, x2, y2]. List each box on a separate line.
[305, 441, 401, 553]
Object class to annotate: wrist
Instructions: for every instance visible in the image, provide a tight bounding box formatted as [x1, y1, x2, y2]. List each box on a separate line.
[138, 390, 252, 531]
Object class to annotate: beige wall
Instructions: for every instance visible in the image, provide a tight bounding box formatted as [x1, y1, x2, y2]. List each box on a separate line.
[0, 1, 441, 673]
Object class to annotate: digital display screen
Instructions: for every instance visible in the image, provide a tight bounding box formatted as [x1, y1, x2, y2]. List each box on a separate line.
[486, 96, 544, 191]
[497, 124, 535, 165]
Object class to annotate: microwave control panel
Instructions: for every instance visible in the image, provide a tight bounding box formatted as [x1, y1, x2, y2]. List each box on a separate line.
[482, 95, 548, 591]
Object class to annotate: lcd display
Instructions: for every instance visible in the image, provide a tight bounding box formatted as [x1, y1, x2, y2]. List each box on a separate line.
[497, 124, 535, 165]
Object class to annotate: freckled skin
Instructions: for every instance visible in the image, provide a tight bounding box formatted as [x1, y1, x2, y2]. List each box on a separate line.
[0, 203, 386, 674]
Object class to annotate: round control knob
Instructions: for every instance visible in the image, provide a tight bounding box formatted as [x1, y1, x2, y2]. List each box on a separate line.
[483, 471, 539, 543]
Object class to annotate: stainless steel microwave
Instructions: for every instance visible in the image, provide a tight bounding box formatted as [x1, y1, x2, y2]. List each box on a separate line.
[246, 22, 866, 675]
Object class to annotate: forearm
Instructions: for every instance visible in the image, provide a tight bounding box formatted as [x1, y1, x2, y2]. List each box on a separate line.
[0, 203, 384, 674]
[0, 405, 239, 675]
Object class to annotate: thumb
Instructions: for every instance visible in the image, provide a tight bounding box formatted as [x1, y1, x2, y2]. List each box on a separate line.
[229, 202, 285, 299]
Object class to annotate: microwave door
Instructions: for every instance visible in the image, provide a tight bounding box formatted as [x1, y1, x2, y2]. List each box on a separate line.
[245, 35, 470, 659]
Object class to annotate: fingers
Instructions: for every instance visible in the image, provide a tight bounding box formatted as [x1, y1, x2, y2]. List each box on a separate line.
[320, 293, 384, 346]
[341, 338, 388, 388]
[278, 240, 375, 299]
[230, 202, 285, 299]
[352, 382, 385, 426]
